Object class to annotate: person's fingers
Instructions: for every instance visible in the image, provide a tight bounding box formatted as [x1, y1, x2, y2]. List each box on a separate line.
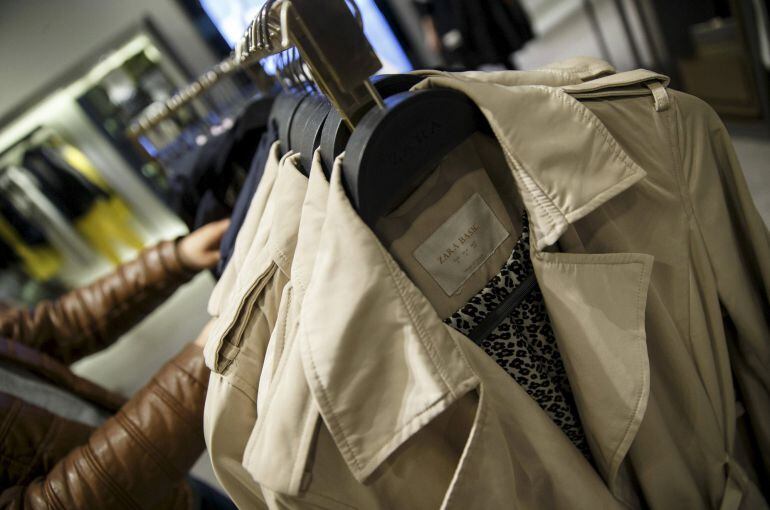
[209, 219, 231, 238]
[202, 219, 230, 249]
[203, 250, 221, 266]
[178, 219, 230, 271]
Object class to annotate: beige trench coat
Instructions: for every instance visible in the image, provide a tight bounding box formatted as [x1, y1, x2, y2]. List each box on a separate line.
[204, 58, 770, 509]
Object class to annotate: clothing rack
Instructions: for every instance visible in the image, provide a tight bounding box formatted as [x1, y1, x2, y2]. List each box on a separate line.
[235, 0, 385, 128]
[127, 58, 272, 140]
[128, 0, 385, 160]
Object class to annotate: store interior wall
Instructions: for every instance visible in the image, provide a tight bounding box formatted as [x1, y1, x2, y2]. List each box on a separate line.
[0, 0, 220, 121]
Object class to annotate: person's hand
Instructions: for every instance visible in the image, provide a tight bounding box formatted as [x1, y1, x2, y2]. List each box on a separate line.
[177, 219, 230, 271]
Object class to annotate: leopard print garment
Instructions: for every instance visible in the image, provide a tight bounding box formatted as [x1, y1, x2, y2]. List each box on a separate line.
[444, 213, 593, 460]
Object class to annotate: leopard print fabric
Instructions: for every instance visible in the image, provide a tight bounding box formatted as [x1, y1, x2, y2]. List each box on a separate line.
[444, 213, 593, 460]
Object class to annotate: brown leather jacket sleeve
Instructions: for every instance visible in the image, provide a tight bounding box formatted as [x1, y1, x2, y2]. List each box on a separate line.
[0, 240, 197, 365]
[0, 344, 209, 510]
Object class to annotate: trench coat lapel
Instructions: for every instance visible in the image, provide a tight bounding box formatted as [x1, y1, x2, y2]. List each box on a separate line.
[533, 249, 653, 491]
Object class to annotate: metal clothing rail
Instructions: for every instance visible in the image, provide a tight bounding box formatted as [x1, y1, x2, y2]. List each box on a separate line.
[235, 0, 385, 128]
[129, 0, 384, 143]
[127, 57, 271, 139]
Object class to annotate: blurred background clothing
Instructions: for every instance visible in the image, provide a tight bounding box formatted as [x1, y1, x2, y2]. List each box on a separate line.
[413, 0, 534, 68]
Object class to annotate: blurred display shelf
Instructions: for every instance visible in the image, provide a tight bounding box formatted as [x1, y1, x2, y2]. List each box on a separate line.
[0, 23, 191, 292]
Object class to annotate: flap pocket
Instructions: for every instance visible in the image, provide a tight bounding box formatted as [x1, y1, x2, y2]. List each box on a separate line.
[204, 263, 278, 374]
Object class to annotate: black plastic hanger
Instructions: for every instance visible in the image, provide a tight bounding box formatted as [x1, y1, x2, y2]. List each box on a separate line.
[288, 95, 331, 175]
[235, 95, 276, 136]
[342, 88, 489, 227]
[268, 91, 309, 155]
[296, 97, 331, 173]
[271, 45, 313, 153]
[319, 74, 423, 177]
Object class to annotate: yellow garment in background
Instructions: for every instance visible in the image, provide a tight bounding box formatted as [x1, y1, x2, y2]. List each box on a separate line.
[58, 143, 111, 190]
[59, 142, 145, 258]
[74, 202, 142, 265]
[0, 215, 62, 281]
[102, 198, 144, 249]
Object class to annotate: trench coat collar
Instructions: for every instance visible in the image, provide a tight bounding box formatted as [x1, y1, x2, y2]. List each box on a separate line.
[300, 67, 660, 493]
[290, 151, 329, 296]
[413, 70, 657, 250]
[267, 152, 308, 278]
[413, 56, 617, 88]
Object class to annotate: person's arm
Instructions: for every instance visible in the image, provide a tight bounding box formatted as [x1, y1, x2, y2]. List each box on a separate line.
[0, 325, 214, 510]
[0, 220, 228, 365]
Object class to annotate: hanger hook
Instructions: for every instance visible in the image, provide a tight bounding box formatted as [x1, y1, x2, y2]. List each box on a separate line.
[291, 49, 305, 92]
[272, 51, 288, 92]
[255, 3, 265, 49]
[297, 50, 317, 94]
[279, 51, 292, 90]
[261, 0, 279, 50]
[289, 48, 302, 91]
[278, 49, 295, 91]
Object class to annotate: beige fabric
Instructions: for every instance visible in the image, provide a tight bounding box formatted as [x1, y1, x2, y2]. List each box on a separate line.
[208, 141, 282, 318]
[412, 55, 616, 87]
[203, 151, 307, 508]
[242, 152, 330, 496]
[205, 58, 770, 509]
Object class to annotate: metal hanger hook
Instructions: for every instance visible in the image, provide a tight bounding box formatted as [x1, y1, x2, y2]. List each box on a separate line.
[261, 0, 280, 50]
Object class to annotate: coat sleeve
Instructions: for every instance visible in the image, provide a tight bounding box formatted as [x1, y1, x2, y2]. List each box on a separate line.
[0, 344, 208, 510]
[0, 240, 197, 365]
[675, 91, 770, 481]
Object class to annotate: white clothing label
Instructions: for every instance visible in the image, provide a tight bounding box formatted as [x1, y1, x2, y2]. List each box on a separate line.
[413, 193, 509, 295]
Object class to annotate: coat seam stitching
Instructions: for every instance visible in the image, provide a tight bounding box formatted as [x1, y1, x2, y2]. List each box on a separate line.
[147, 383, 200, 431]
[441, 389, 487, 509]
[218, 263, 276, 374]
[303, 335, 364, 472]
[81, 442, 141, 509]
[0, 396, 21, 445]
[115, 410, 184, 480]
[21, 413, 60, 484]
[43, 476, 65, 510]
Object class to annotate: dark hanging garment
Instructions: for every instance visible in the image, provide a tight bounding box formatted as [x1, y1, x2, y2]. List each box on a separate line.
[168, 133, 234, 229]
[414, 0, 534, 68]
[464, 0, 534, 66]
[21, 147, 106, 220]
[167, 100, 272, 230]
[0, 195, 49, 247]
[216, 123, 278, 277]
[193, 190, 232, 231]
[0, 237, 20, 269]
